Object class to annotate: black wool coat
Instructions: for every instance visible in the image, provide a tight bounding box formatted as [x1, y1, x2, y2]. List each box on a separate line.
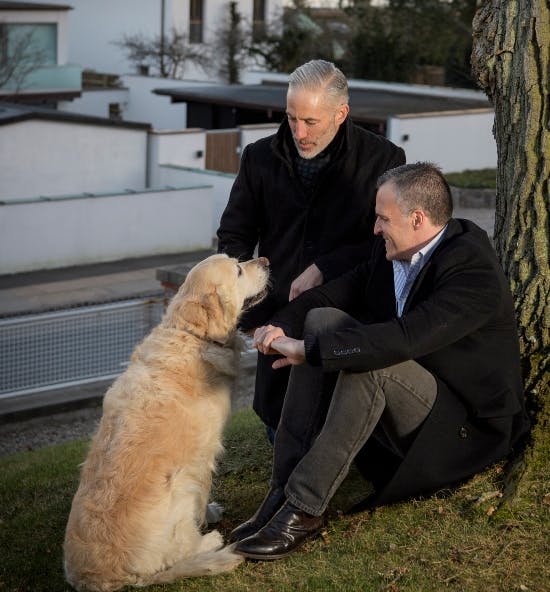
[270, 219, 530, 505]
[217, 117, 406, 332]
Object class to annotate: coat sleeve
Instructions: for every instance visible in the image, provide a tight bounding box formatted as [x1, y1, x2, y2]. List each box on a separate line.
[314, 145, 406, 282]
[316, 241, 503, 373]
[216, 144, 260, 262]
[269, 262, 371, 337]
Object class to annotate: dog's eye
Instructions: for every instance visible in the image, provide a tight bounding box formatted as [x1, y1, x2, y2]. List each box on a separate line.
[237, 265, 243, 276]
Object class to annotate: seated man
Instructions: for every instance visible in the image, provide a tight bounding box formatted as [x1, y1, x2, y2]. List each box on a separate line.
[231, 162, 530, 561]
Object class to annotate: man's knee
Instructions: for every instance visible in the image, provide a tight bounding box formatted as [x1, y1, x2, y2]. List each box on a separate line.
[304, 307, 355, 337]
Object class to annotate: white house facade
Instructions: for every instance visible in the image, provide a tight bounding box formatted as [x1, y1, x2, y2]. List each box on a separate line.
[0, 2, 498, 276]
[18, 0, 283, 79]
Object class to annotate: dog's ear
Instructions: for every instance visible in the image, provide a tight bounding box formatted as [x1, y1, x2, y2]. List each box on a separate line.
[164, 295, 205, 334]
[181, 300, 209, 336]
[164, 288, 238, 343]
[201, 289, 238, 343]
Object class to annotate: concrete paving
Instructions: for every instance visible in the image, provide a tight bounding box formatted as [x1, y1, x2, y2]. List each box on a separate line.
[0, 250, 214, 317]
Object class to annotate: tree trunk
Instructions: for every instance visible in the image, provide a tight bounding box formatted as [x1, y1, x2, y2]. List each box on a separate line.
[471, 0, 549, 496]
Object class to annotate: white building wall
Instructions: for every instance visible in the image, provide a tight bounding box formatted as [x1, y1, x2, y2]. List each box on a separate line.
[173, 0, 277, 45]
[22, 0, 283, 77]
[121, 75, 191, 129]
[59, 88, 130, 120]
[152, 123, 281, 234]
[0, 187, 213, 273]
[148, 129, 206, 187]
[62, 0, 162, 75]
[0, 120, 148, 201]
[240, 123, 279, 151]
[387, 109, 496, 173]
[59, 76, 192, 129]
[158, 166, 235, 237]
[0, 98, 496, 274]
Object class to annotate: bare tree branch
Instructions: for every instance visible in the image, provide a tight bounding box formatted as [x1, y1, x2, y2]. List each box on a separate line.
[113, 29, 211, 79]
[0, 24, 48, 92]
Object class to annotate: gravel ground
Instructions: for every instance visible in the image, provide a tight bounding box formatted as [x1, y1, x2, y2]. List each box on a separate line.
[0, 372, 255, 458]
[0, 405, 103, 457]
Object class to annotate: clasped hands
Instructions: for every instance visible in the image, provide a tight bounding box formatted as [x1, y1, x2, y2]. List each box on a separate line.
[252, 325, 305, 369]
[250, 264, 321, 368]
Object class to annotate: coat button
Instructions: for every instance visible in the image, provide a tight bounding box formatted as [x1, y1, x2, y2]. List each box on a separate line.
[458, 426, 468, 439]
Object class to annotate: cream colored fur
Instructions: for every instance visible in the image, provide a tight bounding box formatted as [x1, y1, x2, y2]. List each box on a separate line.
[63, 254, 270, 592]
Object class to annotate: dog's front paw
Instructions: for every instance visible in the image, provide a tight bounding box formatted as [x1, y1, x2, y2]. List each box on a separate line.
[206, 501, 225, 524]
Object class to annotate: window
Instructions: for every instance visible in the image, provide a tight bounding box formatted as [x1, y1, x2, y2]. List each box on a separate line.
[109, 102, 122, 120]
[1, 23, 57, 65]
[189, 0, 203, 44]
[252, 0, 266, 39]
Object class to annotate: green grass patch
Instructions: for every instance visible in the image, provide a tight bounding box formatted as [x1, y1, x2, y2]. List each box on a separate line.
[446, 168, 496, 189]
[1, 407, 547, 592]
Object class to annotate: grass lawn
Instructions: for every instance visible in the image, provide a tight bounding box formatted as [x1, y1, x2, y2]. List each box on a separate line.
[0, 407, 547, 592]
[446, 168, 496, 189]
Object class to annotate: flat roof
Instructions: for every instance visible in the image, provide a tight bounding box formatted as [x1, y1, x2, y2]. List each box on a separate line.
[0, 102, 151, 130]
[154, 83, 491, 125]
[0, 1, 72, 9]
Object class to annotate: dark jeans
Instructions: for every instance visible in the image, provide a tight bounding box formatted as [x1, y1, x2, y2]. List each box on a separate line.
[271, 308, 437, 516]
[254, 350, 291, 433]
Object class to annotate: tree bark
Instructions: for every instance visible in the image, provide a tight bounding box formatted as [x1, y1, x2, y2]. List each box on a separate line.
[471, 0, 549, 407]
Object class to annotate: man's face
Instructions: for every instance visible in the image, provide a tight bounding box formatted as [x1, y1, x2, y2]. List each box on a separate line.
[286, 87, 349, 159]
[374, 182, 418, 261]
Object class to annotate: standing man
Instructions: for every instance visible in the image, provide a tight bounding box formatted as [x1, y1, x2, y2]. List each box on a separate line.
[217, 60, 405, 435]
[231, 162, 529, 559]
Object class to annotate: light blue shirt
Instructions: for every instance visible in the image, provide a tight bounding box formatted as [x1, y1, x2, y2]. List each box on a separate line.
[392, 226, 447, 317]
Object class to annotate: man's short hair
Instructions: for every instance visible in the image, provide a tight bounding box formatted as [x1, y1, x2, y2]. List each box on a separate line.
[289, 59, 349, 106]
[377, 162, 453, 226]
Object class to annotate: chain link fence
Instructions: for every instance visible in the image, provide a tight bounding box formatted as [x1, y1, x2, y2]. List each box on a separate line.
[0, 297, 165, 399]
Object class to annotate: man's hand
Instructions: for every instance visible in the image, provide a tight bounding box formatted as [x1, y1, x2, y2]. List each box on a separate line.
[253, 325, 306, 369]
[253, 325, 286, 355]
[289, 263, 323, 301]
[270, 337, 306, 369]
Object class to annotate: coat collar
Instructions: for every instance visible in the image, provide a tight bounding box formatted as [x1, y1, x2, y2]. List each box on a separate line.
[398, 217, 490, 315]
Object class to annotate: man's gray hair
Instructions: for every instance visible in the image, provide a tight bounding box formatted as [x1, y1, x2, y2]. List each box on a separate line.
[377, 162, 453, 226]
[289, 60, 349, 106]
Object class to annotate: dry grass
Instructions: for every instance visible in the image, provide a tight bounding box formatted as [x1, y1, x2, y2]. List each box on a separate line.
[0, 407, 547, 592]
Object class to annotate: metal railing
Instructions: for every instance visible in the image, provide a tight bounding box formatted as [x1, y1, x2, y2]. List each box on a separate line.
[0, 297, 164, 399]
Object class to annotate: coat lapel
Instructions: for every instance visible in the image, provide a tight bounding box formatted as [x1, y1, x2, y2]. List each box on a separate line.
[401, 219, 462, 315]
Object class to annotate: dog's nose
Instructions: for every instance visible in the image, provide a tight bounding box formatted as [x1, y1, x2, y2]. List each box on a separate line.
[258, 257, 270, 268]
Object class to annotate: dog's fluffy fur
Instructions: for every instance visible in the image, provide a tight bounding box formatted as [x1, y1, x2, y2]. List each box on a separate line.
[63, 254, 270, 592]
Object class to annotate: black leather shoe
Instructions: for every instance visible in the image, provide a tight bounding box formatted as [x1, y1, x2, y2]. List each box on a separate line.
[234, 500, 324, 560]
[228, 486, 286, 543]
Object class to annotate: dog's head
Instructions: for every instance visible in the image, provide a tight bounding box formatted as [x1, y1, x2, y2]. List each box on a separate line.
[164, 254, 270, 343]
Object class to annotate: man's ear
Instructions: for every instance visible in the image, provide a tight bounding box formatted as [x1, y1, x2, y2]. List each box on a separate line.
[412, 209, 425, 229]
[335, 103, 349, 126]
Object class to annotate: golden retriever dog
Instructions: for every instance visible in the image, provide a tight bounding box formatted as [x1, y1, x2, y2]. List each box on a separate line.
[64, 254, 270, 592]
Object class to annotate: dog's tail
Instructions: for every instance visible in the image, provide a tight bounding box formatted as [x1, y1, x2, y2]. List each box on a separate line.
[144, 543, 243, 584]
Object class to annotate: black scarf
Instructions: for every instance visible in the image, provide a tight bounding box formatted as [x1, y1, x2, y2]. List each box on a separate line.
[291, 124, 346, 195]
